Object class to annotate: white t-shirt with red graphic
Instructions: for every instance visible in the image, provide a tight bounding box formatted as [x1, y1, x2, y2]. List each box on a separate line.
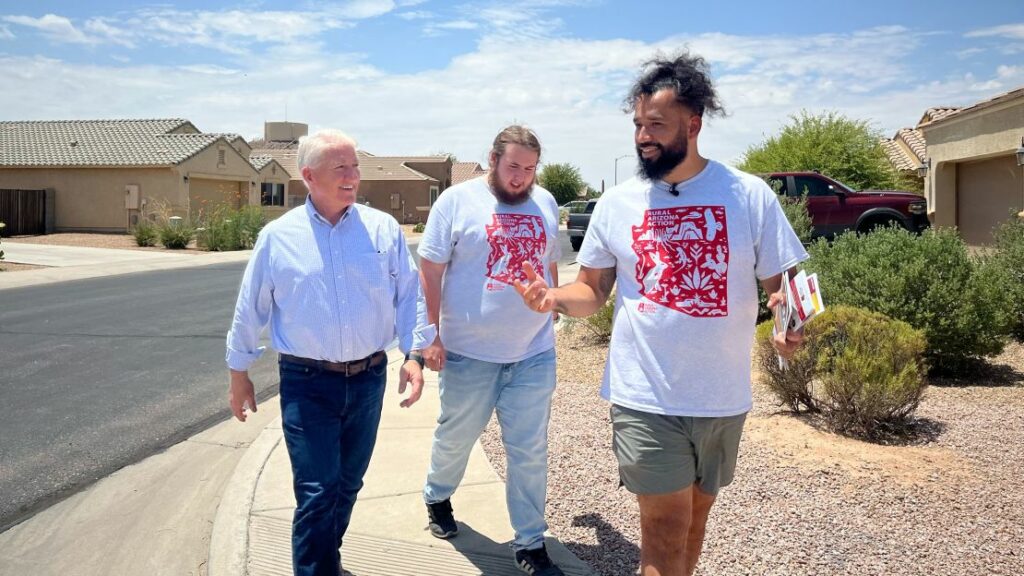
[416, 176, 562, 363]
[578, 160, 808, 417]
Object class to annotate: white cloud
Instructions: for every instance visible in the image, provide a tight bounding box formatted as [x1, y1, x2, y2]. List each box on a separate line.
[398, 10, 434, 20]
[1, 22, 1020, 189]
[0, 24, 13, 39]
[966, 23, 1024, 40]
[3, 14, 96, 44]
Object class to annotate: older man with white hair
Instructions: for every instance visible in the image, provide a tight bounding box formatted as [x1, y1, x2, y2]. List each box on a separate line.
[226, 129, 424, 576]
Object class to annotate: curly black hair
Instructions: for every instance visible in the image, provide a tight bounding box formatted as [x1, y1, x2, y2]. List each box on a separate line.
[624, 51, 725, 118]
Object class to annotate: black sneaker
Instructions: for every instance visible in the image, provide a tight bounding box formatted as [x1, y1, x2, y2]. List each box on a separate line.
[426, 499, 458, 539]
[514, 544, 565, 576]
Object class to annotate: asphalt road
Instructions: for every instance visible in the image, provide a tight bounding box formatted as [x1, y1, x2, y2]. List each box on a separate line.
[0, 261, 279, 531]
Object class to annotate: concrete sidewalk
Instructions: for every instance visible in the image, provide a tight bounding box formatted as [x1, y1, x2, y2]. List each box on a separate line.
[209, 349, 594, 576]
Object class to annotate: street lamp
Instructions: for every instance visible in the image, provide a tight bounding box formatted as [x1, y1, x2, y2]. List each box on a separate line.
[614, 154, 631, 185]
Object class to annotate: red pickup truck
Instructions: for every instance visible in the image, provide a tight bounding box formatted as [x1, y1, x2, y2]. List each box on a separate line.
[765, 171, 928, 239]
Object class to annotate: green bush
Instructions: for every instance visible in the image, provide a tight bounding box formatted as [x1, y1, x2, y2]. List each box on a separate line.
[805, 226, 1013, 374]
[132, 219, 158, 247]
[158, 220, 195, 249]
[755, 306, 928, 440]
[196, 206, 266, 251]
[988, 216, 1024, 340]
[413, 222, 426, 234]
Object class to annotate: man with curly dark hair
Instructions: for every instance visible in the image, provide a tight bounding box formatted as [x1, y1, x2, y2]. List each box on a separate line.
[516, 52, 808, 576]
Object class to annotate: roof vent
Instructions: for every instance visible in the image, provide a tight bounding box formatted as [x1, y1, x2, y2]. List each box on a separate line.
[69, 140, 78, 147]
[377, 165, 383, 170]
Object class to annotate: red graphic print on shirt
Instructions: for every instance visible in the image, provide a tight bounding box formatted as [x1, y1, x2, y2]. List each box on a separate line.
[631, 206, 728, 317]
[485, 213, 547, 287]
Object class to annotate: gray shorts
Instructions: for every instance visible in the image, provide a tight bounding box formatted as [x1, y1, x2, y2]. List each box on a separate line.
[611, 404, 747, 496]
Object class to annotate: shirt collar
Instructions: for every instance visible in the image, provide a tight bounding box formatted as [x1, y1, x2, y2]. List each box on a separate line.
[304, 195, 357, 227]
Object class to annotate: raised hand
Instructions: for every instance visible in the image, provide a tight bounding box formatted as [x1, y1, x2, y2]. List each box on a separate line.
[514, 261, 556, 314]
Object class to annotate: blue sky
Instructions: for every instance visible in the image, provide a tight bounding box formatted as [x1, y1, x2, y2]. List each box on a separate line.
[1, 0, 1022, 188]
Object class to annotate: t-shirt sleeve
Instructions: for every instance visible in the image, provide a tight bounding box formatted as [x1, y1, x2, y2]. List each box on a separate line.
[754, 183, 809, 280]
[417, 192, 454, 264]
[577, 197, 617, 269]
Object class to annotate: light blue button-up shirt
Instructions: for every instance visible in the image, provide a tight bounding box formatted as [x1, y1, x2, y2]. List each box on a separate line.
[225, 198, 421, 371]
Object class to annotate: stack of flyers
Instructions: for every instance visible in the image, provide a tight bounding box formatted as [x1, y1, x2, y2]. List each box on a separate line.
[772, 269, 826, 368]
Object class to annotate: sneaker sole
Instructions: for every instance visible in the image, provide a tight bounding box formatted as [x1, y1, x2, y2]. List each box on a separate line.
[429, 528, 459, 539]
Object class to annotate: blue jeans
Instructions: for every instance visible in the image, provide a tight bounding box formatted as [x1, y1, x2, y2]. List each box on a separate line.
[423, 347, 557, 551]
[279, 357, 387, 576]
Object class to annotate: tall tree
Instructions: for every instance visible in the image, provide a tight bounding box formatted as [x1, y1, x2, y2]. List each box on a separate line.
[537, 162, 587, 205]
[738, 111, 900, 191]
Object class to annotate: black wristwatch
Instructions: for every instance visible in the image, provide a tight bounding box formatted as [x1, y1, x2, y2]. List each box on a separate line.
[405, 351, 425, 369]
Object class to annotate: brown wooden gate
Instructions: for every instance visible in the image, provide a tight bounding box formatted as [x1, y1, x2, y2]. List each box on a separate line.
[0, 189, 46, 236]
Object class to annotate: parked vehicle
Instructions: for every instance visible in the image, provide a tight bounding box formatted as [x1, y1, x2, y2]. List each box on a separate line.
[764, 171, 928, 239]
[566, 199, 597, 251]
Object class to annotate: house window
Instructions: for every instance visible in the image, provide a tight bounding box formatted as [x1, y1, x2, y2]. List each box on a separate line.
[430, 186, 439, 205]
[261, 182, 285, 206]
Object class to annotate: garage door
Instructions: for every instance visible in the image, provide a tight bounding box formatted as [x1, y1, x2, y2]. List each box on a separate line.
[188, 178, 244, 219]
[957, 155, 1022, 245]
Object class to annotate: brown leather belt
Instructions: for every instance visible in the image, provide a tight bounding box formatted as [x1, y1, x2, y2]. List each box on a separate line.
[279, 351, 387, 377]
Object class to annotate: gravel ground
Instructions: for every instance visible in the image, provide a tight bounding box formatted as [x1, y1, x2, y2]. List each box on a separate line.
[481, 328, 1024, 576]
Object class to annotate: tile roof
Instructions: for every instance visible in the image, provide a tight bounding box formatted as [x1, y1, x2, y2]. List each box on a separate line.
[250, 148, 445, 182]
[881, 137, 920, 172]
[249, 154, 278, 171]
[452, 161, 488, 185]
[918, 107, 961, 126]
[0, 118, 237, 167]
[919, 86, 1024, 127]
[896, 128, 926, 161]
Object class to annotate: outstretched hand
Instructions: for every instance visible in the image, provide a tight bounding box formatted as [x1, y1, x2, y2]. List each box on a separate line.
[514, 261, 556, 314]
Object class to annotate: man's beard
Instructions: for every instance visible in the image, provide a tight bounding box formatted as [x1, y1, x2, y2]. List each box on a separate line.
[637, 133, 688, 181]
[488, 172, 533, 205]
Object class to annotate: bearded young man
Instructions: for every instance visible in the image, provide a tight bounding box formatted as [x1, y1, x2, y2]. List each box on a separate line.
[515, 53, 808, 576]
[410, 125, 566, 576]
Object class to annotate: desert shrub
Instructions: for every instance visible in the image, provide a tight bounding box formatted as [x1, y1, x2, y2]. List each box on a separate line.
[158, 220, 195, 249]
[805, 226, 1013, 374]
[413, 222, 426, 233]
[987, 216, 1024, 340]
[132, 219, 158, 247]
[0, 221, 5, 262]
[755, 305, 928, 440]
[196, 206, 266, 251]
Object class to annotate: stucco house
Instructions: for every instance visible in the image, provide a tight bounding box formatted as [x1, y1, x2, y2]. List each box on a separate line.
[0, 119, 290, 233]
[250, 121, 453, 224]
[918, 89, 1024, 245]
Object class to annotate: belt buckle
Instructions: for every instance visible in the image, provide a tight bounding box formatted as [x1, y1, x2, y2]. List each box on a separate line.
[343, 361, 352, 377]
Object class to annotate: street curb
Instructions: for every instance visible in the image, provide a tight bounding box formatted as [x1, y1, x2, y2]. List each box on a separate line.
[207, 417, 283, 576]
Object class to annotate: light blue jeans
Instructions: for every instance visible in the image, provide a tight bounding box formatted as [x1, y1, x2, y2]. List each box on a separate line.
[424, 347, 557, 551]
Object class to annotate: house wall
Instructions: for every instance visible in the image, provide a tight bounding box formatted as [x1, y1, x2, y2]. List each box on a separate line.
[922, 97, 1024, 236]
[178, 141, 257, 220]
[0, 167, 179, 232]
[359, 180, 434, 224]
[256, 162, 293, 221]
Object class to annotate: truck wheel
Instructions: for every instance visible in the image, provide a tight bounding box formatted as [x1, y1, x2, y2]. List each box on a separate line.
[858, 217, 905, 234]
[570, 237, 583, 251]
